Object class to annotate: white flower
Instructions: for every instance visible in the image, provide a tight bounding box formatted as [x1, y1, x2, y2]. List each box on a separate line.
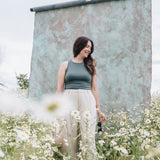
[45, 142, 51, 149]
[17, 131, 29, 141]
[0, 149, 4, 157]
[146, 138, 150, 143]
[120, 121, 124, 126]
[150, 114, 153, 119]
[71, 110, 81, 121]
[110, 140, 117, 146]
[145, 119, 151, 124]
[22, 123, 29, 130]
[83, 110, 91, 120]
[130, 128, 136, 132]
[151, 139, 155, 144]
[144, 131, 150, 137]
[53, 122, 60, 128]
[30, 93, 73, 122]
[32, 141, 40, 148]
[29, 155, 38, 160]
[44, 150, 50, 156]
[98, 140, 105, 146]
[62, 120, 67, 126]
[145, 109, 150, 115]
[74, 115, 81, 121]
[115, 133, 121, 137]
[114, 145, 121, 151]
[119, 127, 126, 133]
[145, 144, 150, 149]
[139, 138, 143, 142]
[71, 110, 80, 117]
[108, 133, 115, 137]
[121, 147, 128, 155]
[63, 156, 71, 160]
[139, 129, 150, 137]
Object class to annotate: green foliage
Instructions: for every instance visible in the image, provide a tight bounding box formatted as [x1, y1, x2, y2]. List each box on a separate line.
[16, 73, 29, 90]
[0, 82, 5, 87]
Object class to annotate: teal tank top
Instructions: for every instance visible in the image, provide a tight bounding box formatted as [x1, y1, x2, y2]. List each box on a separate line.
[64, 60, 92, 90]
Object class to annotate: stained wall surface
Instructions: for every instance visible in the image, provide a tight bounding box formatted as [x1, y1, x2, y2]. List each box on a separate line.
[29, 0, 152, 112]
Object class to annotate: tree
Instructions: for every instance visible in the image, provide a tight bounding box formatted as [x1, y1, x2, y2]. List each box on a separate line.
[16, 73, 29, 90]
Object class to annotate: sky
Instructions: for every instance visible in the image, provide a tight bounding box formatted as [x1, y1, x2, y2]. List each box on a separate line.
[0, 0, 160, 93]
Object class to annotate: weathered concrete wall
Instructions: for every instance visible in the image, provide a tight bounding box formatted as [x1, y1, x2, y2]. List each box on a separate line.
[29, 0, 152, 112]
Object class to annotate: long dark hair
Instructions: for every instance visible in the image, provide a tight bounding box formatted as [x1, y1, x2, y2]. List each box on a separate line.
[73, 36, 96, 75]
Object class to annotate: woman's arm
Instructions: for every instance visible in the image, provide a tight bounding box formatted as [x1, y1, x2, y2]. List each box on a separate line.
[56, 61, 68, 94]
[91, 68, 106, 122]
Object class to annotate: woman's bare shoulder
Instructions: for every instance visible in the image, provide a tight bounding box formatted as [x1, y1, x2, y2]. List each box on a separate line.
[60, 61, 68, 70]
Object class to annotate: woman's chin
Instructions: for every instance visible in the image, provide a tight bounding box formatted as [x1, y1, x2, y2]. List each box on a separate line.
[85, 54, 89, 58]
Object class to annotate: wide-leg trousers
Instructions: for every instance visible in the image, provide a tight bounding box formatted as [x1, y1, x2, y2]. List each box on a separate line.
[61, 89, 98, 160]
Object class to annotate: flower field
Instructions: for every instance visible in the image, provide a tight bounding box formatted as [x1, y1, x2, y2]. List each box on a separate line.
[0, 91, 160, 160]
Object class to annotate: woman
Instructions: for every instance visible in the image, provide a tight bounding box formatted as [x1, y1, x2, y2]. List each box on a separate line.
[56, 36, 106, 159]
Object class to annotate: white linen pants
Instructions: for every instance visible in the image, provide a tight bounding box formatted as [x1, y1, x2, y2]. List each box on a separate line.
[61, 89, 98, 160]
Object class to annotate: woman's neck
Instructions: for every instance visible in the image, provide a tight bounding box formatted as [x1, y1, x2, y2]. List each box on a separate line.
[73, 56, 84, 63]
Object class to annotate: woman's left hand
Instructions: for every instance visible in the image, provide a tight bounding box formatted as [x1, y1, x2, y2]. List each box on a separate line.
[98, 111, 107, 122]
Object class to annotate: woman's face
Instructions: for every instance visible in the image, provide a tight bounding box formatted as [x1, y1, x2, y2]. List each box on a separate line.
[79, 41, 92, 58]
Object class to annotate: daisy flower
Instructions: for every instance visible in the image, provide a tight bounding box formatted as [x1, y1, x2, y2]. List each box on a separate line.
[120, 121, 125, 126]
[121, 147, 128, 155]
[17, 131, 29, 141]
[145, 119, 151, 124]
[83, 110, 91, 120]
[110, 140, 117, 146]
[98, 140, 105, 146]
[114, 145, 121, 151]
[30, 93, 73, 122]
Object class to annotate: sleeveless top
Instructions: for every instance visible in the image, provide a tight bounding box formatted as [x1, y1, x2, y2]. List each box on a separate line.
[64, 60, 92, 90]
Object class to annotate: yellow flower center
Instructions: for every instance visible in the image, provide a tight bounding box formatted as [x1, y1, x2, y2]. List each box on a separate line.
[22, 134, 26, 137]
[47, 103, 58, 112]
[24, 124, 27, 127]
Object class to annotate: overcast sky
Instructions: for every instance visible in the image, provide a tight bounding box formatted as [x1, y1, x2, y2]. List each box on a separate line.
[0, 0, 160, 92]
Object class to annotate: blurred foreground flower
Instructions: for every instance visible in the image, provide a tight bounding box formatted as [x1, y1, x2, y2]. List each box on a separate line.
[0, 91, 28, 114]
[0, 91, 73, 122]
[30, 93, 73, 122]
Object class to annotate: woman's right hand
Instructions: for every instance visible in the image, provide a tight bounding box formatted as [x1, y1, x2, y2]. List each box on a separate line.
[98, 110, 107, 122]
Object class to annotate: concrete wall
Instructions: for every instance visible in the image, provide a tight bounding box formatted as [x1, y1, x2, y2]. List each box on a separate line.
[29, 0, 152, 113]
